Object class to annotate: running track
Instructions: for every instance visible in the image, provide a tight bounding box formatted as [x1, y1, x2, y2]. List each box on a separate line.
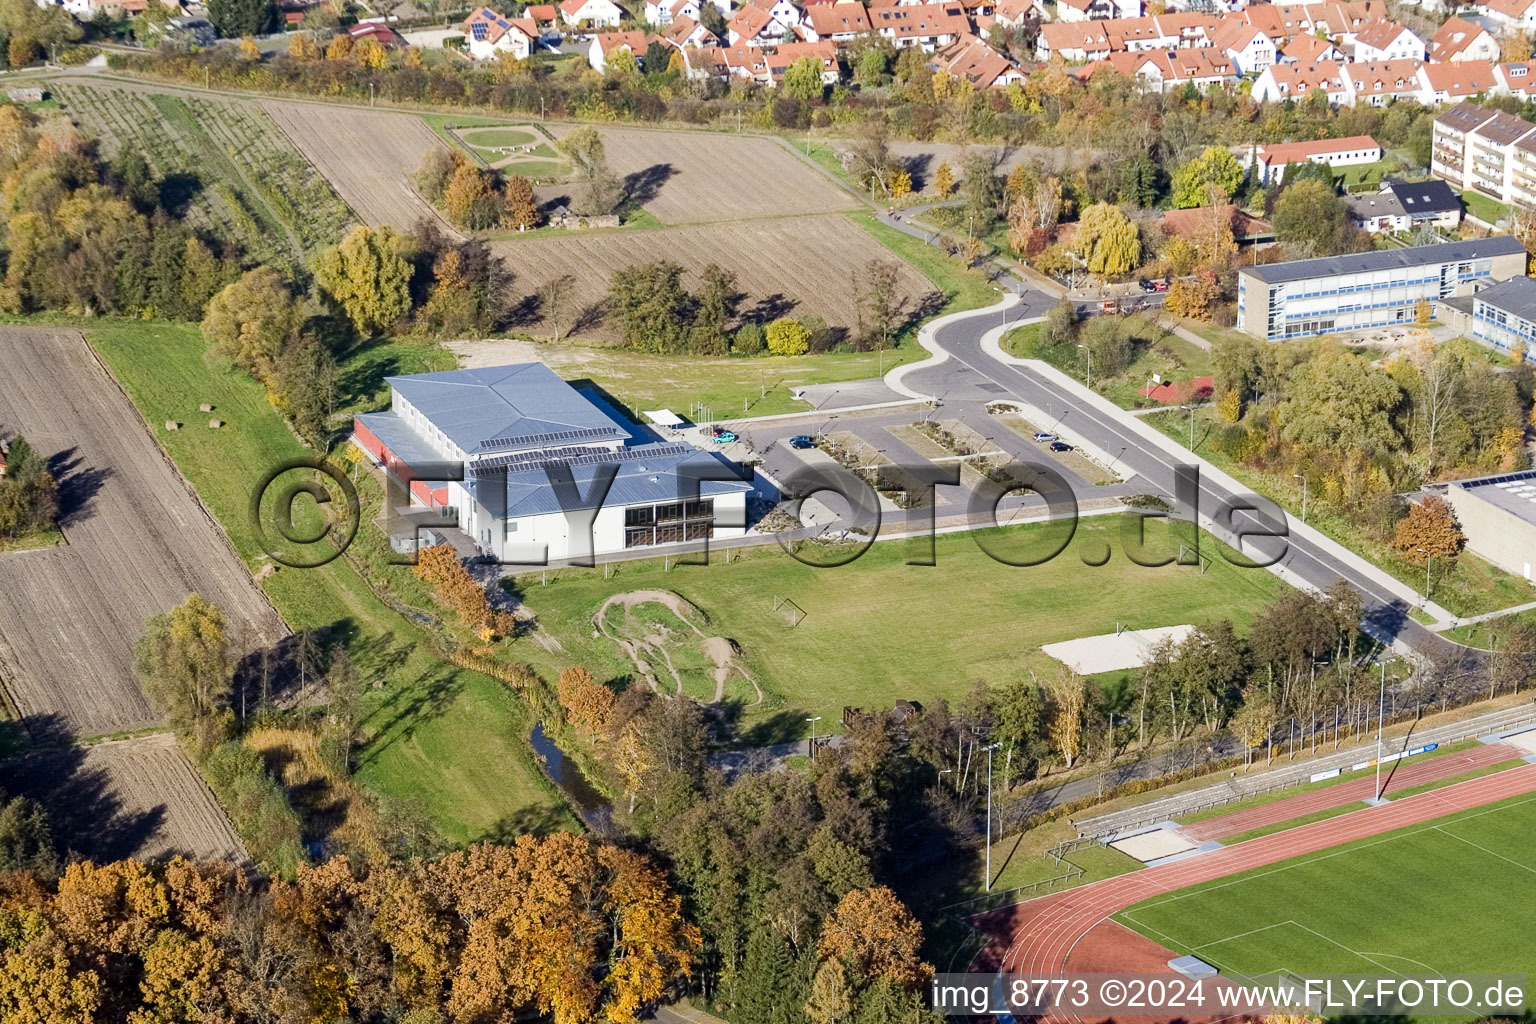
[1180, 742, 1520, 842]
[981, 764, 1536, 1000]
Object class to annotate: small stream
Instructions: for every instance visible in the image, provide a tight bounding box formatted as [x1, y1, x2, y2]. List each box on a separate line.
[529, 723, 613, 829]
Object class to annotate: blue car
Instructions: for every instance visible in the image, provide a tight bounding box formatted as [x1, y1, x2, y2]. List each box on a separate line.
[789, 434, 816, 449]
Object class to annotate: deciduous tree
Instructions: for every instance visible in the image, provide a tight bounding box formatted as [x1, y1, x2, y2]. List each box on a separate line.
[313, 225, 413, 336]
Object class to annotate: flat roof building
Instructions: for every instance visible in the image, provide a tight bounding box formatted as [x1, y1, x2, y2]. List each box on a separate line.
[1444, 470, 1536, 582]
[1236, 236, 1527, 340]
[353, 363, 754, 563]
[1470, 274, 1536, 353]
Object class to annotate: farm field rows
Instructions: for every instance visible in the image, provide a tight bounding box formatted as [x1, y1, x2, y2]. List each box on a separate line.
[82, 319, 570, 844]
[547, 124, 855, 224]
[491, 213, 940, 342]
[263, 101, 458, 235]
[0, 325, 287, 739]
[54, 82, 352, 271]
[0, 734, 246, 864]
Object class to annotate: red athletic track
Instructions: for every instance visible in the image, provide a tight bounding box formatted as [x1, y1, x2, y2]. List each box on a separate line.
[973, 763, 1536, 1022]
[1181, 742, 1519, 842]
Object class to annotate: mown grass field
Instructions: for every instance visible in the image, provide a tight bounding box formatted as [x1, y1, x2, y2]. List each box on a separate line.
[79, 318, 572, 843]
[1118, 790, 1536, 981]
[512, 517, 1284, 742]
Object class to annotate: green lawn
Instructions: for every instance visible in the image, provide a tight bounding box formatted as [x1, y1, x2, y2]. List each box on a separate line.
[1462, 189, 1511, 226]
[79, 318, 571, 842]
[1116, 790, 1536, 980]
[459, 126, 539, 149]
[511, 517, 1283, 743]
[1004, 313, 1213, 411]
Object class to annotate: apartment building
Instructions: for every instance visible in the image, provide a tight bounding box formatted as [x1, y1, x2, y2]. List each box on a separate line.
[1431, 101, 1536, 210]
[1235, 237, 1528, 340]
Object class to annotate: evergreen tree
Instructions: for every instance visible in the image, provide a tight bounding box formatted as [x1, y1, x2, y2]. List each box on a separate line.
[205, 0, 273, 37]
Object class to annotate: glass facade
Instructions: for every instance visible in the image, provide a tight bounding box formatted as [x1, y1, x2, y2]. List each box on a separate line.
[623, 499, 716, 548]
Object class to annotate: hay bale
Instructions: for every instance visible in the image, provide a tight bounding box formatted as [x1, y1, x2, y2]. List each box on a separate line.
[165, 421, 179, 431]
[208, 419, 223, 429]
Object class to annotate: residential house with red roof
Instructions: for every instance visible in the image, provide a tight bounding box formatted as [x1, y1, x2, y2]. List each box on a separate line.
[560, 0, 625, 27]
[803, 1, 872, 41]
[867, 0, 971, 50]
[1417, 59, 1498, 104]
[1279, 33, 1342, 64]
[1252, 135, 1381, 184]
[587, 29, 658, 70]
[663, 13, 717, 46]
[1250, 60, 1351, 104]
[1055, 0, 1139, 22]
[765, 39, 840, 83]
[1351, 19, 1425, 61]
[992, 0, 1039, 26]
[464, 7, 540, 59]
[525, 3, 559, 29]
[1429, 16, 1498, 63]
[727, 4, 790, 44]
[1037, 19, 1111, 59]
[1342, 59, 1425, 105]
[1476, 0, 1536, 32]
[1208, 18, 1276, 73]
[930, 34, 1024, 87]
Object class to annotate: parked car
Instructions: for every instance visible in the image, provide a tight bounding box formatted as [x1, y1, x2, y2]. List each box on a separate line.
[709, 427, 737, 443]
[1152, 279, 1169, 292]
[1032, 431, 1058, 442]
[1050, 441, 1073, 452]
[1138, 278, 1156, 293]
[789, 434, 816, 450]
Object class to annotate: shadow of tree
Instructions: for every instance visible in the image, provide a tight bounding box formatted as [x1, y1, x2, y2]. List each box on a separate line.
[622, 163, 675, 206]
[46, 446, 111, 528]
[0, 713, 168, 864]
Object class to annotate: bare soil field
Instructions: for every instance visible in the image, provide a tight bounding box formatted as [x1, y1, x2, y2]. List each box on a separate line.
[0, 734, 245, 864]
[0, 326, 286, 740]
[548, 125, 855, 224]
[262, 101, 458, 235]
[492, 214, 939, 341]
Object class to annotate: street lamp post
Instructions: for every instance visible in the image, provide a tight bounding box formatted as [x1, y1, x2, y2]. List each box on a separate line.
[1077, 344, 1091, 390]
[1417, 547, 1431, 605]
[984, 741, 1002, 890]
[1374, 662, 1387, 803]
[806, 716, 822, 762]
[1293, 473, 1307, 524]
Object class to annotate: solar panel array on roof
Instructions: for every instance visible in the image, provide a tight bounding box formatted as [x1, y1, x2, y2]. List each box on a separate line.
[470, 22, 488, 37]
[479, 425, 619, 451]
[474, 442, 694, 476]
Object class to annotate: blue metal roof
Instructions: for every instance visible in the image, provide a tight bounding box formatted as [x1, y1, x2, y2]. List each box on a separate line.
[387, 363, 632, 456]
[477, 443, 754, 518]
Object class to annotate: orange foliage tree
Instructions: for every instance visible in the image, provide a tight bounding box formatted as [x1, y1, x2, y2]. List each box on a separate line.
[558, 666, 616, 735]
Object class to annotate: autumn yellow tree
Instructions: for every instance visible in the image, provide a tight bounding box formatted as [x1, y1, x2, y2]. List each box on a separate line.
[313, 224, 413, 336]
[288, 31, 319, 60]
[503, 173, 541, 230]
[1392, 495, 1463, 566]
[325, 32, 353, 60]
[1044, 665, 1087, 768]
[442, 161, 497, 230]
[933, 160, 954, 198]
[816, 886, 931, 989]
[1074, 201, 1140, 276]
[558, 665, 616, 734]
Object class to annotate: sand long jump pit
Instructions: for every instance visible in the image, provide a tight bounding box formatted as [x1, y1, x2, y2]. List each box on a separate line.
[1109, 826, 1199, 863]
[1042, 624, 1196, 675]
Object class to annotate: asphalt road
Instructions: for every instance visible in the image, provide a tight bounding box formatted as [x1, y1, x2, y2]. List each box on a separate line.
[868, 238, 1461, 667]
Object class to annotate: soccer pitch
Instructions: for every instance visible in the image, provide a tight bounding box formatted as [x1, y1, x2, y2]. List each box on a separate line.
[1115, 793, 1536, 978]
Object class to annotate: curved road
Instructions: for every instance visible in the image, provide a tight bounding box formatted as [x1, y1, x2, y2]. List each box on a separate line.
[880, 278, 1468, 667]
